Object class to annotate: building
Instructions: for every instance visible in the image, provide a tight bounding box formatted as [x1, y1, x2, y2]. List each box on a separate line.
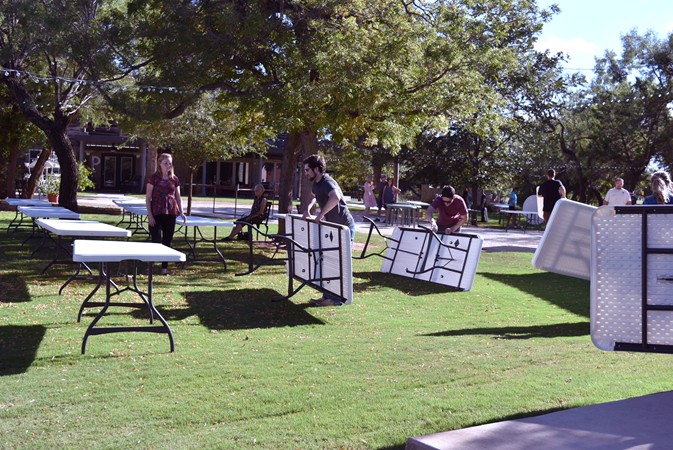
[44, 123, 285, 198]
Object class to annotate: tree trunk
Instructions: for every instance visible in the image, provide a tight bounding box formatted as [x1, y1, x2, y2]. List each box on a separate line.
[299, 131, 318, 213]
[187, 170, 195, 216]
[25, 146, 52, 199]
[50, 128, 79, 211]
[2, 77, 78, 209]
[2, 137, 22, 198]
[277, 130, 318, 235]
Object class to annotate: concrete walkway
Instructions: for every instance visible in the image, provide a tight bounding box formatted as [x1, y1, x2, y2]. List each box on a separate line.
[75, 194, 542, 252]
[406, 390, 673, 450]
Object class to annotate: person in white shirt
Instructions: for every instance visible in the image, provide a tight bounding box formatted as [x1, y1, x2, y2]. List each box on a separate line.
[603, 178, 632, 206]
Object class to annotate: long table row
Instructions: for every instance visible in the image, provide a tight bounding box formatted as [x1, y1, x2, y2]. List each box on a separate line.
[3, 198, 236, 354]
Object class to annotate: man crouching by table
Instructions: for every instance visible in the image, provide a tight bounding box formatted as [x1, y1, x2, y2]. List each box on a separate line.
[302, 154, 355, 307]
[425, 185, 468, 234]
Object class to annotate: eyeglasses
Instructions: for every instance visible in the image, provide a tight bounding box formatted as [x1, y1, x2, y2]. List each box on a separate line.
[442, 198, 452, 204]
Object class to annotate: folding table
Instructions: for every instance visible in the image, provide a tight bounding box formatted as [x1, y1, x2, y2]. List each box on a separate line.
[2, 198, 53, 233]
[176, 215, 234, 269]
[72, 240, 186, 354]
[17, 206, 81, 244]
[35, 219, 131, 292]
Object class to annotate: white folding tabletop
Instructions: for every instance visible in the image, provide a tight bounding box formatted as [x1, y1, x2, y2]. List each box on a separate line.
[35, 219, 132, 286]
[176, 215, 234, 268]
[16, 206, 81, 244]
[3, 198, 53, 233]
[113, 201, 149, 235]
[72, 239, 185, 354]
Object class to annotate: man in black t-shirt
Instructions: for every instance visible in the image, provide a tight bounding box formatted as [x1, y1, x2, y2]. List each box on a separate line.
[538, 169, 566, 224]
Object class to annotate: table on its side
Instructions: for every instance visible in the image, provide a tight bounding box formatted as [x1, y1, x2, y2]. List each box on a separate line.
[72, 239, 186, 354]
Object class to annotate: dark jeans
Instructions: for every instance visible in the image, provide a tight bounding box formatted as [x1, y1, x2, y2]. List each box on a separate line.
[149, 214, 177, 269]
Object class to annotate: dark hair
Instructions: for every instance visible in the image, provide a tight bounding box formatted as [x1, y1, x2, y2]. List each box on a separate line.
[302, 154, 326, 173]
[547, 169, 556, 178]
[441, 186, 455, 198]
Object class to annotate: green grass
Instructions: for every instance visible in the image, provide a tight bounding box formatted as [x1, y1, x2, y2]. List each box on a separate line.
[0, 210, 671, 449]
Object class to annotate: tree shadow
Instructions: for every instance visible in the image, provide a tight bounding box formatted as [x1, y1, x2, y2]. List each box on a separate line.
[0, 274, 31, 303]
[480, 272, 589, 318]
[355, 271, 461, 296]
[0, 325, 46, 375]
[422, 322, 589, 339]
[159, 288, 324, 330]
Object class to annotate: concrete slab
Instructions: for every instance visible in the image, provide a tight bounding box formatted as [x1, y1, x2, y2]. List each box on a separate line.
[406, 390, 673, 450]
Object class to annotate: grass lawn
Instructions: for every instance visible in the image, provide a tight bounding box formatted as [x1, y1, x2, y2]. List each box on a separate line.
[1, 210, 671, 449]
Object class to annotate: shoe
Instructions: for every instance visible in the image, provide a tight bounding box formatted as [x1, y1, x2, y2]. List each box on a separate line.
[160, 268, 168, 276]
[310, 297, 343, 307]
[374, 218, 381, 222]
[221, 236, 233, 242]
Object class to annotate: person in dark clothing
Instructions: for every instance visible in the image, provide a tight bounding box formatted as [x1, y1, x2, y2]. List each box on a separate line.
[222, 184, 267, 241]
[302, 154, 355, 307]
[538, 169, 566, 224]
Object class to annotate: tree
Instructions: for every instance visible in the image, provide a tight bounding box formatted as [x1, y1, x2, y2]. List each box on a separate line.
[0, 1, 140, 210]
[138, 95, 273, 214]
[0, 87, 42, 198]
[126, 0, 561, 217]
[534, 29, 673, 204]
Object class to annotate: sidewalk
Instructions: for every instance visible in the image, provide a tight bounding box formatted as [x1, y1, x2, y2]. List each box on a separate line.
[75, 194, 542, 252]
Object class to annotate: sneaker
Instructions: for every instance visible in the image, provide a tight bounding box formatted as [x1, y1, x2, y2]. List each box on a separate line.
[374, 218, 381, 222]
[221, 236, 233, 242]
[310, 297, 343, 307]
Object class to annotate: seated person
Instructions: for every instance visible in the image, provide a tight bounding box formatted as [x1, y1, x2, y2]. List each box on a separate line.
[425, 185, 468, 234]
[222, 184, 267, 241]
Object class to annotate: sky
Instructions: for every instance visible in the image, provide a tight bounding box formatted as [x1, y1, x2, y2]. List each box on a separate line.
[535, 0, 673, 74]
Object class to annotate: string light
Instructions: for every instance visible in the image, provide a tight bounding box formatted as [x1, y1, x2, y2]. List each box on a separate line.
[0, 67, 200, 94]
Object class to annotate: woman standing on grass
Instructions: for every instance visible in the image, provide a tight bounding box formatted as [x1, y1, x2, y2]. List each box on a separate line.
[362, 174, 377, 219]
[146, 153, 186, 275]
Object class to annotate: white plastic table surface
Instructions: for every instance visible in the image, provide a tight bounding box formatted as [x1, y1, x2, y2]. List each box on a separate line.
[4, 199, 55, 233]
[72, 239, 185, 354]
[180, 215, 234, 227]
[120, 204, 148, 215]
[35, 219, 133, 285]
[177, 216, 234, 267]
[18, 206, 81, 219]
[3, 198, 52, 207]
[112, 199, 146, 208]
[73, 239, 186, 263]
[36, 219, 132, 237]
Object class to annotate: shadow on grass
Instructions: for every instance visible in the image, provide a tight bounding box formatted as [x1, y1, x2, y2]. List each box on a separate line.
[480, 272, 589, 318]
[422, 321, 589, 339]
[354, 271, 461, 296]
[160, 288, 324, 330]
[0, 325, 46, 375]
[0, 273, 31, 303]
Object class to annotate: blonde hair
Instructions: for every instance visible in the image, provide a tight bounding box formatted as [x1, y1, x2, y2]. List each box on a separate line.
[157, 153, 175, 178]
[651, 171, 672, 204]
